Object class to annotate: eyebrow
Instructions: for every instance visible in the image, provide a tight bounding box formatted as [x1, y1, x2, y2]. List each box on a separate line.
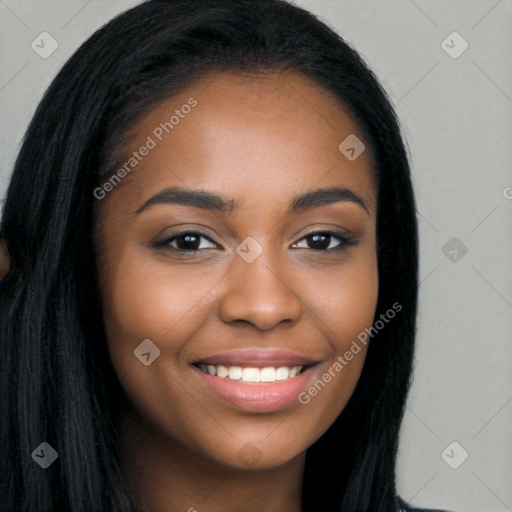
[135, 186, 369, 215]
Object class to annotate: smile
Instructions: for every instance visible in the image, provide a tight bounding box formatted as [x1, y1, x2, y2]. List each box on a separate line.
[197, 364, 306, 382]
[191, 349, 323, 411]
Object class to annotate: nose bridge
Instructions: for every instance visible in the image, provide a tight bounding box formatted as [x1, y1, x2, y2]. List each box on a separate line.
[218, 238, 304, 330]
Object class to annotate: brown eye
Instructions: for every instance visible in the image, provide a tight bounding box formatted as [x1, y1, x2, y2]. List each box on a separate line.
[154, 232, 218, 252]
[292, 231, 357, 251]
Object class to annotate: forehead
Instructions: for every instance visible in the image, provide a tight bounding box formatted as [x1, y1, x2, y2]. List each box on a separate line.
[101, 70, 376, 216]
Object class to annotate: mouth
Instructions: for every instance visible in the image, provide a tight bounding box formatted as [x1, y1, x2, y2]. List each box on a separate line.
[191, 349, 323, 411]
[195, 363, 311, 382]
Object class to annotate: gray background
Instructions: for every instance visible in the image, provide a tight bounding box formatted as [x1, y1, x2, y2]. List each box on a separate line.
[1, 1, 511, 510]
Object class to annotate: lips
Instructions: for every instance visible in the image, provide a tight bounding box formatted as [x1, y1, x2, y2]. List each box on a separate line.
[193, 348, 320, 368]
[191, 349, 324, 411]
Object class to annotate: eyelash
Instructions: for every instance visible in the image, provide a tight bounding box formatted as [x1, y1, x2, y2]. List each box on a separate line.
[152, 230, 358, 254]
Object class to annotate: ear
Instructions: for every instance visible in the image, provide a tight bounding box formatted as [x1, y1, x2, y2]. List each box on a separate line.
[0, 239, 14, 280]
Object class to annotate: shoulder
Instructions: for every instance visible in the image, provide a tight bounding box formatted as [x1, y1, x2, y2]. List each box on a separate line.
[400, 509, 451, 512]
[397, 497, 451, 512]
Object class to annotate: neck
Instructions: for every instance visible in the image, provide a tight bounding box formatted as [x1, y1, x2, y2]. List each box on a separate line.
[115, 406, 304, 512]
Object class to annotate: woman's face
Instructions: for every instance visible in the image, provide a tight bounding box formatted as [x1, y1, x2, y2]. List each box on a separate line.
[96, 70, 378, 469]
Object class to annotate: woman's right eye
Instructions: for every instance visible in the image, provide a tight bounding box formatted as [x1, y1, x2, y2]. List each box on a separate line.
[153, 232, 219, 253]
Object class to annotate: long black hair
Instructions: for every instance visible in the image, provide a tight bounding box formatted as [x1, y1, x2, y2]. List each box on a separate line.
[0, 1, 419, 510]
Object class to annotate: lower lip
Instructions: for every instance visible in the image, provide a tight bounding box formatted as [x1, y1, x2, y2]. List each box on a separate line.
[193, 365, 317, 412]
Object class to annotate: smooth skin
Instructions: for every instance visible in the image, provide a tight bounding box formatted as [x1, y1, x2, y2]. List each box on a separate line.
[95, 70, 378, 512]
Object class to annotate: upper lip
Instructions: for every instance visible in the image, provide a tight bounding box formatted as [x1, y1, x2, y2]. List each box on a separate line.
[193, 349, 322, 368]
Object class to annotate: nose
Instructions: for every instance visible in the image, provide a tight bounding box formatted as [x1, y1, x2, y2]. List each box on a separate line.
[218, 246, 304, 331]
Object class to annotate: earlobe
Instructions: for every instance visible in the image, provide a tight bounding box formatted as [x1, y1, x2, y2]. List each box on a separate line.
[0, 238, 14, 280]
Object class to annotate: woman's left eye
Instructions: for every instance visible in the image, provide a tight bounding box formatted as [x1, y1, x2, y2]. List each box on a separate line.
[292, 231, 357, 251]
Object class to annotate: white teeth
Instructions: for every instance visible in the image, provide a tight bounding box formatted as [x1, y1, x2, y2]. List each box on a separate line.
[242, 367, 261, 382]
[289, 366, 301, 378]
[228, 366, 242, 381]
[260, 367, 276, 382]
[276, 366, 290, 380]
[198, 364, 303, 382]
[217, 365, 228, 378]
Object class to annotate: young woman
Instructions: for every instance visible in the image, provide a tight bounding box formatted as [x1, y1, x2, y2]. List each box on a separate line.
[0, 1, 449, 510]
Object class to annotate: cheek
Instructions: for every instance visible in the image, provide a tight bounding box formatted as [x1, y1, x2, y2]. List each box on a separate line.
[294, 251, 378, 422]
[98, 246, 221, 441]
[303, 251, 379, 350]
[104, 247, 216, 332]
[332, 263, 379, 349]
[100, 244, 220, 378]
